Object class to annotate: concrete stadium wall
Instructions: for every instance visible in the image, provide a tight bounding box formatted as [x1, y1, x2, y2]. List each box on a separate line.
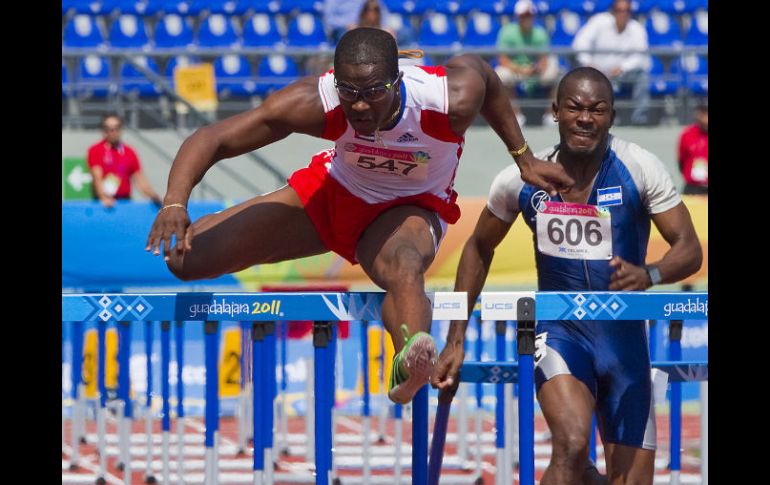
[62, 125, 688, 200]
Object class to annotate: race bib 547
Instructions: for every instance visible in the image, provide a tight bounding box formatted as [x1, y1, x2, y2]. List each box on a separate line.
[343, 143, 430, 180]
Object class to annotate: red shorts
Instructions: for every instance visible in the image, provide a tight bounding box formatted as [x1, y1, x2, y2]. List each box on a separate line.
[288, 150, 460, 264]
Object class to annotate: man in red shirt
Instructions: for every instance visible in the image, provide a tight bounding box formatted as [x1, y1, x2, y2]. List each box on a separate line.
[87, 113, 162, 208]
[677, 104, 708, 195]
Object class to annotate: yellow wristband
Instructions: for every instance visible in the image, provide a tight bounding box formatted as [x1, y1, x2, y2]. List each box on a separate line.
[509, 141, 529, 158]
[159, 203, 186, 212]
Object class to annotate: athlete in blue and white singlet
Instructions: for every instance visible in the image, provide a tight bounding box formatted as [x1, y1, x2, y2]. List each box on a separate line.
[487, 134, 680, 449]
[434, 67, 702, 484]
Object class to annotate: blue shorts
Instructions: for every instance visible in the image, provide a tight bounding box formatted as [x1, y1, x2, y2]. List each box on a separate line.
[534, 319, 656, 450]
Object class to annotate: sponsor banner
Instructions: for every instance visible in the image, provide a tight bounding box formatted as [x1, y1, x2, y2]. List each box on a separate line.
[480, 291, 536, 321]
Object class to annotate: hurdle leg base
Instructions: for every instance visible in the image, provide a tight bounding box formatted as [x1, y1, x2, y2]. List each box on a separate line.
[80, 436, 88, 445]
[145, 475, 157, 484]
[116, 462, 124, 471]
[95, 477, 106, 485]
[69, 463, 80, 471]
[332, 478, 342, 485]
[236, 449, 245, 456]
[376, 436, 386, 444]
[280, 447, 290, 456]
[474, 477, 484, 485]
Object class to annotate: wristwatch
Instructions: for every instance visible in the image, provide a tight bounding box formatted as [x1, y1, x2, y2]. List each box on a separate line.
[645, 265, 662, 286]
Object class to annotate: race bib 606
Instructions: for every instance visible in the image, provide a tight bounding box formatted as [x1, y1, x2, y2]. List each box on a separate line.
[343, 143, 429, 180]
[536, 201, 612, 260]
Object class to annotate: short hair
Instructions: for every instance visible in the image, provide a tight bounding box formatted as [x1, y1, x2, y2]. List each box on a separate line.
[101, 112, 122, 128]
[611, 0, 631, 11]
[334, 27, 398, 80]
[556, 67, 615, 106]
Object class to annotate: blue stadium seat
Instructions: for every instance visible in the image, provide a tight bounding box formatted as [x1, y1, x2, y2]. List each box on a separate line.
[100, 0, 161, 16]
[646, 10, 681, 47]
[683, 8, 707, 45]
[286, 13, 328, 47]
[432, 0, 466, 15]
[214, 55, 257, 97]
[468, 0, 507, 15]
[64, 0, 107, 15]
[538, 0, 568, 15]
[463, 12, 501, 48]
[242, 13, 284, 47]
[278, 0, 324, 15]
[120, 56, 163, 97]
[648, 55, 678, 96]
[659, 0, 706, 15]
[255, 54, 300, 97]
[630, 0, 655, 14]
[78, 55, 113, 98]
[567, 0, 611, 16]
[678, 54, 707, 95]
[202, 0, 251, 15]
[551, 10, 584, 46]
[62, 0, 79, 15]
[63, 15, 106, 48]
[108, 14, 151, 49]
[198, 13, 241, 47]
[383, 0, 430, 16]
[417, 13, 461, 48]
[154, 13, 195, 48]
[152, 0, 205, 16]
[164, 55, 202, 85]
[239, 0, 282, 14]
[385, 12, 417, 47]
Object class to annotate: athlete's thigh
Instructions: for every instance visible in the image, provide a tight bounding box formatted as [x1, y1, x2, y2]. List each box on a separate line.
[535, 324, 597, 442]
[603, 442, 655, 485]
[177, 185, 327, 278]
[355, 205, 442, 289]
[538, 374, 595, 444]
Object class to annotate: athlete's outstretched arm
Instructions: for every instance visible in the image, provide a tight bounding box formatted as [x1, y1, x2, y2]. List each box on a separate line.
[444, 54, 574, 195]
[146, 76, 326, 258]
[609, 202, 702, 290]
[432, 207, 516, 396]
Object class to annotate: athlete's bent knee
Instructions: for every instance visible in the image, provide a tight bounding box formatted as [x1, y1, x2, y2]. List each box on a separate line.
[390, 246, 426, 285]
[551, 432, 591, 465]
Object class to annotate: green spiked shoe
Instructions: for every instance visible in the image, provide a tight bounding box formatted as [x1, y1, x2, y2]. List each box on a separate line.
[388, 324, 437, 404]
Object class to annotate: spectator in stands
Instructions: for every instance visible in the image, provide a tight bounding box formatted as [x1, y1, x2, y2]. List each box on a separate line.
[87, 113, 162, 208]
[356, 0, 416, 55]
[677, 103, 708, 195]
[324, 0, 368, 44]
[572, 0, 651, 125]
[495, 0, 559, 126]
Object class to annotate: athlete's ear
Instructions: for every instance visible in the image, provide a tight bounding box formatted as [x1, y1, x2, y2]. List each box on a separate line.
[610, 107, 616, 126]
[551, 101, 558, 122]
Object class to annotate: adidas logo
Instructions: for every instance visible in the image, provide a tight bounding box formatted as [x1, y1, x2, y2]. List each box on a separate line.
[396, 132, 418, 143]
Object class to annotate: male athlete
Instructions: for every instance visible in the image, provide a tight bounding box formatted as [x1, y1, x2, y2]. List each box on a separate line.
[146, 27, 572, 405]
[432, 67, 702, 483]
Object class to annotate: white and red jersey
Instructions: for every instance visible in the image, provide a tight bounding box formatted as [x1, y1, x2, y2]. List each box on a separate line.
[317, 64, 465, 211]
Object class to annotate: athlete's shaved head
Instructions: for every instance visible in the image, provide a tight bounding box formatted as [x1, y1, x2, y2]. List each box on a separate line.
[556, 67, 614, 106]
[334, 27, 399, 80]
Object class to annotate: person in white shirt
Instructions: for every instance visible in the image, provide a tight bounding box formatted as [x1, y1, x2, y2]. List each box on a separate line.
[571, 0, 651, 125]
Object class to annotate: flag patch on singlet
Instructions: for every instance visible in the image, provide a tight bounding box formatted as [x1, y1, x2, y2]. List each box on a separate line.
[597, 186, 623, 207]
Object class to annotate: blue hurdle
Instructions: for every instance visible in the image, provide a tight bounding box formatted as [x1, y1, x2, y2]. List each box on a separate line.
[63, 291, 467, 485]
[62, 290, 707, 485]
